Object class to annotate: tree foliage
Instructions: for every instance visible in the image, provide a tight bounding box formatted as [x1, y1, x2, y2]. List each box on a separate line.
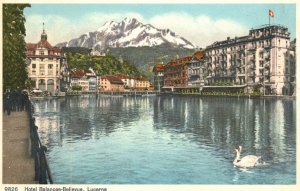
[71, 84, 82, 91]
[3, 4, 30, 90]
[109, 44, 196, 80]
[65, 50, 141, 77]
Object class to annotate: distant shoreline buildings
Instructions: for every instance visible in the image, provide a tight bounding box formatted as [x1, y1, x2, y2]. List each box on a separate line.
[25, 27, 153, 95]
[153, 24, 296, 96]
[25, 23, 296, 96]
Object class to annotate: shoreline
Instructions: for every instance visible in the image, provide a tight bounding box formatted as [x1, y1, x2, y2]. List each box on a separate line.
[168, 93, 296, 100]
[30, 92, 296, 100]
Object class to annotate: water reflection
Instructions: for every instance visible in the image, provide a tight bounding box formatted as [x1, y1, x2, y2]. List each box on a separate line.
[32, 95, 296, 184]
[152, 96, 295, 164]
[33, 95, 152, 147]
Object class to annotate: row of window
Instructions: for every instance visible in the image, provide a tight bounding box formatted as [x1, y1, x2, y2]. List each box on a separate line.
[32, 64, 58, 69]
[31, 70, 59, 75]
[30, 57, 60, 62]
[33, 50, 60, 56]
[208, 45, 247, 55]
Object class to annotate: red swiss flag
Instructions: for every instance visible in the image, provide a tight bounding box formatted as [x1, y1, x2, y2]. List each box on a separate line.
[269, 9, 274, 17]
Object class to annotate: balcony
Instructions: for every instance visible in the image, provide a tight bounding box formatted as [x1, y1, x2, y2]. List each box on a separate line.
[259, 57, 264, 61]
[249, 57, 256, 62]
[247, 71, 255, 76]
[237, 49, 245, 54]
[236, 56, 243, 61]
[229, 65, 236, 70]
[248, 63, 255, 69]
[229, 71, 236, 76]
[248, 46, 256, 51]
[265, 55, 270, 61]
[264, 62, 270, 68]
[264, 71, 270, 76]
[237, 72, 245, 77]
[264, 44, 271, 49]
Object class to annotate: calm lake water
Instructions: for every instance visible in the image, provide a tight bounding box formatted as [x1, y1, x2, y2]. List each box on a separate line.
[32, 95, 296, 184]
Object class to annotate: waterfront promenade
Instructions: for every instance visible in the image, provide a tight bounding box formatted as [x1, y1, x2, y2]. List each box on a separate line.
[2, 111, 36, 184]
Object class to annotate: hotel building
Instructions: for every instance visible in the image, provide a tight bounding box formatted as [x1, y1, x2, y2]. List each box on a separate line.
[205, 24, 295, 95]
[163, 56, 192, 90]
[26, 26, 69, 95]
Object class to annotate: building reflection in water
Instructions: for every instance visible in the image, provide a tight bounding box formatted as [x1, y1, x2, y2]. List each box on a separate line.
[33, 95, 152, 148]
[153, 96, 295, 163]
[33, 95, 295, 166]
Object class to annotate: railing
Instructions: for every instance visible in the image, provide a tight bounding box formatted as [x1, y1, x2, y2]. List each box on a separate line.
[28, 101, 53, 184]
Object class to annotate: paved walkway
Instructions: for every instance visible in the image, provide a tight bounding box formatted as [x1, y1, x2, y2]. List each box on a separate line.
[2, 111, 36, 184]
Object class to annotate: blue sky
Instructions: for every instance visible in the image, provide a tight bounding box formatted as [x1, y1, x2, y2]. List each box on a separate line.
[24, 3, 296, 47]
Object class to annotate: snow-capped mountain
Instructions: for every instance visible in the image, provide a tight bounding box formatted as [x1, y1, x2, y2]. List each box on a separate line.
[56, 18, 196, 50]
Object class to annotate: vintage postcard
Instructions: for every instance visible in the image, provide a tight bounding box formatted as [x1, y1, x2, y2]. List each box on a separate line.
[1, 0, 299, 191]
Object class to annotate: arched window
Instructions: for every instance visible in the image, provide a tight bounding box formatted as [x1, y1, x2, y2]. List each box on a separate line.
[47, 79, 55, 93]
[38, 79, 46, 91]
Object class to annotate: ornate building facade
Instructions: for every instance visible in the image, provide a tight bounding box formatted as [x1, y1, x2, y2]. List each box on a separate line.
[163, 56, 192, 89]
[187, 50, 206, 87]
[156, 24, 295, 96]
[205, 24, 295, 95]
[26, 26, 69, 95]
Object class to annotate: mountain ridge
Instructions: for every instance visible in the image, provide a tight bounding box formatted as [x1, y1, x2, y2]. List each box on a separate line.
[55, 17, 196, 50]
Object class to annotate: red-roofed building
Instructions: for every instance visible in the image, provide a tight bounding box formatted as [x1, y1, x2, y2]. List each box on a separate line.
[26, 25, 69, 95]
[70, 68, 97, 92]
[113, 74, 135, 89]
[163, 56, 192, 89]
[135, 76, 151, 90]
[100, 75, 125, 91]
[187, 50, 206, 87]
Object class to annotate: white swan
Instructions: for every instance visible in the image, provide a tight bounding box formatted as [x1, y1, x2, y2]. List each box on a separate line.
[233, 146, 261, 168]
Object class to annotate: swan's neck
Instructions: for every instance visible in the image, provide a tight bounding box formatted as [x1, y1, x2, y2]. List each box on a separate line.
[234, 150, 241, 164]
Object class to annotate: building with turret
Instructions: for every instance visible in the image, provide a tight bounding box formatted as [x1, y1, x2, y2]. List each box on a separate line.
[26, 24, 69, 95]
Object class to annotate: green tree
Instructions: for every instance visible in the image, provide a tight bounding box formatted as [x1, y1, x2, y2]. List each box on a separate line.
[71, 84, 82, 91]
[3, 4, 30, 91]
[65, 51, 142, 77]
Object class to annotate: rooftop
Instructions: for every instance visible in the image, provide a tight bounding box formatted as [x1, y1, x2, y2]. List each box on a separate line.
[153, 64, 166, 72]
[250, 24, 288, 31]
[193, 50, 205, 60]
[102, 75, 124, 84]
[70, 69, 86, 78]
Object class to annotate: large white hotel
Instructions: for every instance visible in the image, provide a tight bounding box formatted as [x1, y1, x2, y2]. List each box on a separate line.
[205, 24, 296, 95]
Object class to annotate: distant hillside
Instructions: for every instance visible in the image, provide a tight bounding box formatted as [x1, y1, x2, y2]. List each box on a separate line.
[109, 44, 197, 79]
[61, 45, 198, 81]
[61, 47, 92, 55]
[64, 49, 141, 77]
